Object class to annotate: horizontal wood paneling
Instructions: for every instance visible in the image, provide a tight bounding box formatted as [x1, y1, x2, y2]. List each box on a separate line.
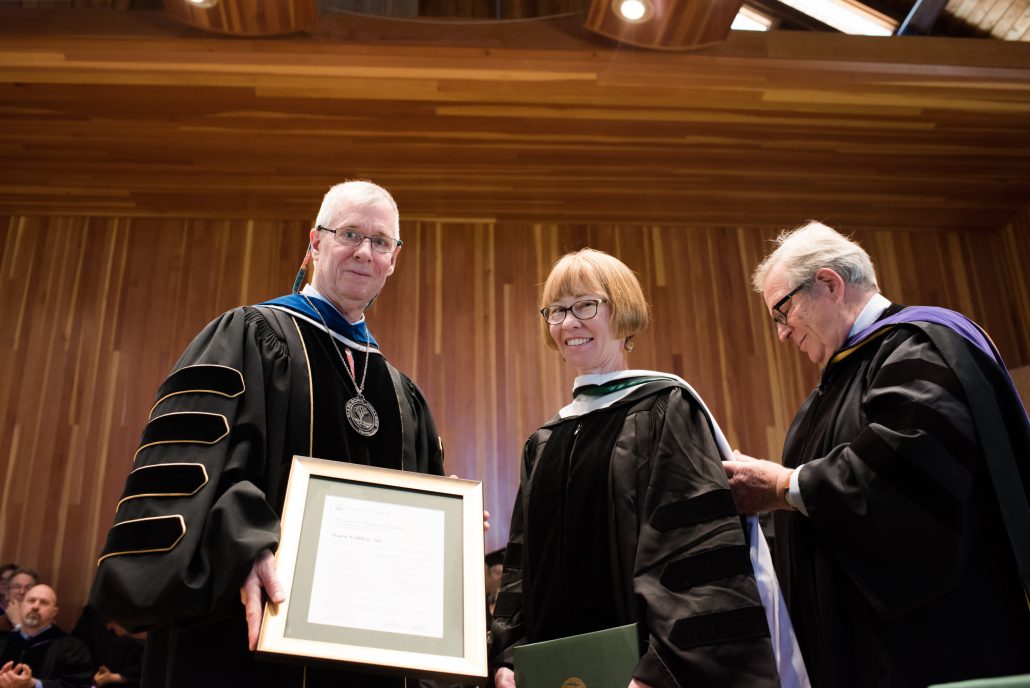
[2, 212, 1029, 627]
[1, 10, 1030, 231]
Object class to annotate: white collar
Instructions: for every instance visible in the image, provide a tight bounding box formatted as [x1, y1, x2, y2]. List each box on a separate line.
[19, 623, 51, 640]
[557, 369, 734, 461]
[558, 369, 679, 418]
[848, 293, 891, 339]
[302, 284, 365, 326]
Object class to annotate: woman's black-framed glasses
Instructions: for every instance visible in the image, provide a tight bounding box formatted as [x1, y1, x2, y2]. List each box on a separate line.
[317, 225, 403, 254]
[540, 298, 609, 325]
[771, 281, 809, 326]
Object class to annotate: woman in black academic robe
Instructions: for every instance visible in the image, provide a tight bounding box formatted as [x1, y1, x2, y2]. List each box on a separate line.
[490, 249, 779, 688]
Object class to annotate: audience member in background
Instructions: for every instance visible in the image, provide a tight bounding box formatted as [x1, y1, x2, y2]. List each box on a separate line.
[72, 606, 142, 688]
[0, 584, 92, 688]
[0, 565, 17, 632]
[0, 565, 16, 606]
[484, 549, 504, 623]
[725, 221, 1030, 687]
[491, 249, 791, 688]
[3, 570, 40, 631]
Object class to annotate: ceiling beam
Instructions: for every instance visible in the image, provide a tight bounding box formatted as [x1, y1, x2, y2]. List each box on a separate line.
[897, 0, 949, 35]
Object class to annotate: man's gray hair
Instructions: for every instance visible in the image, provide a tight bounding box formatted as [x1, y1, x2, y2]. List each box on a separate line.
[314, 180, 400, 239]
[752, 221, 878, 294]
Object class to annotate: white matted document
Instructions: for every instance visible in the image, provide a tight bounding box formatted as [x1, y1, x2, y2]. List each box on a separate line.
[257, 456, 487, 683]
[308, 495, 445, 637]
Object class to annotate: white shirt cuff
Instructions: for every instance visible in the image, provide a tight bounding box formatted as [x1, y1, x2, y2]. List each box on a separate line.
[789, 465, 808, 516]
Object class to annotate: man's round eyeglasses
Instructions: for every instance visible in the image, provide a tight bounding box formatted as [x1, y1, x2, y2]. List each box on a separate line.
[771, 280, 809, 326]
[540, 299, 609, 325]
[318, 225, 403, 254]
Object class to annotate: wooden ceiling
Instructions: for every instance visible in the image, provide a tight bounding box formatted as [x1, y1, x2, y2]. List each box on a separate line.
[0, 6, 1029, 231]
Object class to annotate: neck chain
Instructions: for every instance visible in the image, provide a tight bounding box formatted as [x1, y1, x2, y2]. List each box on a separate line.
[300, 293, 380, 437]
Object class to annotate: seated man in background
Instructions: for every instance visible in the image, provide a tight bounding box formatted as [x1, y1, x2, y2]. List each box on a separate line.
[0, 565, 18, 632]
[0, 584, 92, 688]
[2, 570, 40, 631]
[72, 606, 142, 688]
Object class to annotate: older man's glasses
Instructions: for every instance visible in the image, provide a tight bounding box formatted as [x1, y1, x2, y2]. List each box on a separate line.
[771, 281, 809, 326]
[318, 225, 402, 254]
[540, 298, 609, 325]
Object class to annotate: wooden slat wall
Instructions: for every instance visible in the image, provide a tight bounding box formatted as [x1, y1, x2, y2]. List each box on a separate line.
[945, 0, 1030, 41]
[2, 212, 1029, 628]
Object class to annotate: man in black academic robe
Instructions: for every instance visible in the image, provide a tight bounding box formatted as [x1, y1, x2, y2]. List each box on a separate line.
[89, 182, 444, 688]
[0, 585, 92, 688]
[724, 221, 1030, 687]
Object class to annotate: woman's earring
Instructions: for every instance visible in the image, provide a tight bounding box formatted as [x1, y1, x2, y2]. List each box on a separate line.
[624, 339, 634, 352]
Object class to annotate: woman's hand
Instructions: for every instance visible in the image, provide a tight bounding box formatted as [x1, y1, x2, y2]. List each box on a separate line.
[495, 667, 516, 688]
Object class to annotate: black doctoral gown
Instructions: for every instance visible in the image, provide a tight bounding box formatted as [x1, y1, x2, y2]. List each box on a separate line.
[89, 304, 444, 688]
[775, 312, 1030, 687]
[491, 378, 779, 687]
[0, 625, 93, 688]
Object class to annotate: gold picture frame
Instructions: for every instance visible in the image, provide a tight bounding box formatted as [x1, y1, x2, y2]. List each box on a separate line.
[257, 456, 488, 683]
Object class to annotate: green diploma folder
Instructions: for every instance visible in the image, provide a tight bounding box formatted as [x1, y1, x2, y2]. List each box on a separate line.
[513, 623, 639, 688]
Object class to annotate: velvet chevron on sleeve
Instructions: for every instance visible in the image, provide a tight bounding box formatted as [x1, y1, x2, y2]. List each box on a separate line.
[490, 382, 778, 688]
[775, 323, 1030, 688]
[632, 389, 777, 687]
[91, 308, 286, 629]
[89, 304, 445, 688]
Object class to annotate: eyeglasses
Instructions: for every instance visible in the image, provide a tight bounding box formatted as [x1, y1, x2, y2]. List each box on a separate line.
[540, 298, 609, 325]
[771, 280, 809, 326]
[317, 225, 403, 254]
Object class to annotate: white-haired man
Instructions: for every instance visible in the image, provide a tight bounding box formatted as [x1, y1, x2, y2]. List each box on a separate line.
[90, 181, 445, 688]
[724, 221, 1030, 687]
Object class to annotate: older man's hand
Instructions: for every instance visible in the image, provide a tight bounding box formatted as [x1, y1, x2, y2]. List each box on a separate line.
[240, 548, 287, 652]
[723, 450, 794, 514]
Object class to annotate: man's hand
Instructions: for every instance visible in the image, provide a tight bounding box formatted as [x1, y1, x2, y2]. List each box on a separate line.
[240, 548, 286, 652]
[495, 667, 516, 688]
[0, 662, 32, 688]
[723, 450, 794, 514]
[94, 665, 125, 686]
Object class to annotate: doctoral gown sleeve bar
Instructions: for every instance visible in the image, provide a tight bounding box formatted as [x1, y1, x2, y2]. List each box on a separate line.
[798, 329, 979, 618]
[90, 308, 288, 630]
[631, 389, 778, 687]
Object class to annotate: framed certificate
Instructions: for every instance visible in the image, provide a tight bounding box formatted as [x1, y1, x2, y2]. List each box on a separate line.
[257, 456, 488, 683]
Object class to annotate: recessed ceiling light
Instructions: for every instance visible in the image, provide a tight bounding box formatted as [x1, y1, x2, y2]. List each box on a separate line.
[187, 0, 218, 8]
[615, 0, 653, 23]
